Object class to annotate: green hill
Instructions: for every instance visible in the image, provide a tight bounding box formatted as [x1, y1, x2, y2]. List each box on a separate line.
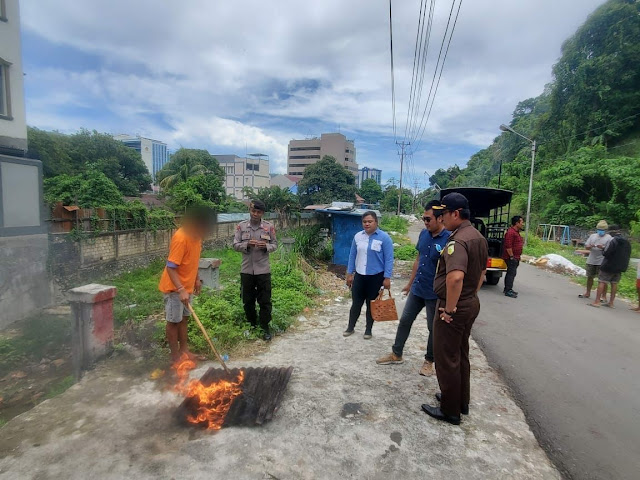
[431, 0, 640, 228]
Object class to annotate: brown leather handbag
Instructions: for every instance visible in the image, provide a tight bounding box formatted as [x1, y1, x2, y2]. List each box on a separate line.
[370, 289, 399, 322]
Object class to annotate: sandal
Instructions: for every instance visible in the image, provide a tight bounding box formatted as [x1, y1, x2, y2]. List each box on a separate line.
[578, 294, 590, 298]
[587, 303, 600, 308]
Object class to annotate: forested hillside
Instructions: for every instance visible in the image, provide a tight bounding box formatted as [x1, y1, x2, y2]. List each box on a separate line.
[430, 0, 640, 228]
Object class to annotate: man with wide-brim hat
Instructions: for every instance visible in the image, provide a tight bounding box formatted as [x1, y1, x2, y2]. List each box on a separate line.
[421, 192, 488, 425]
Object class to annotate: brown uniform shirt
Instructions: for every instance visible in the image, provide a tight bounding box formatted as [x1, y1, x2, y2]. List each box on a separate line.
[434, 220, 488, 301]
[233, 219, 277, 275]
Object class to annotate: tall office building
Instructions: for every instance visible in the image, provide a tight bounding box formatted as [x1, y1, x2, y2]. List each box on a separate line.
[113, 134, 169, 180]
[357, 167, 382, 187]
[287, 133, 358, 177]
[214, 154, 270, 199]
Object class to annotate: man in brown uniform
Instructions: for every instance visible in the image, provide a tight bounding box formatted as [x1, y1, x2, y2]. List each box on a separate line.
[422, 193, 488, 425]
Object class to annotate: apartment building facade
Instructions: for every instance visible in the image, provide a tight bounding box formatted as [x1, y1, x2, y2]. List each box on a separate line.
[214, 154, 270, 199]
[357, 167, 382, 187]
[113, 134, 169, 180]
[287, 133, 358, 177]
[1, 0, 51, 326]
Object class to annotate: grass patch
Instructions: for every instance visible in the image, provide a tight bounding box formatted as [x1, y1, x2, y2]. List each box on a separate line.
[524, 235, 638, 300]
[109, 245, 319, 355]
[380, 215, 409, 235]
[0, 314, 71, 378]
[0, 418, 6, 429]
[110, 258, 166, 325]
[394, 244, 417, 261]
[45, 375, 75, 399]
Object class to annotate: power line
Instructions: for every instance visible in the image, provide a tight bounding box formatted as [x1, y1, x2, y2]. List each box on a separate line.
[389, 0, 397, 140]
[404, 0, 427, 142]
[408, 0, 436, 143]
[411, 0, 463, 154]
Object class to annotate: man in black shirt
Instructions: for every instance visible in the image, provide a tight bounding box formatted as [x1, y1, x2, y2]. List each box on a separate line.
[590, 232, 631, 309]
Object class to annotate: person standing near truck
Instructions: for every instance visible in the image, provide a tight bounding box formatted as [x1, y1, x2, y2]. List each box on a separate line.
[502, 216, 524, 298]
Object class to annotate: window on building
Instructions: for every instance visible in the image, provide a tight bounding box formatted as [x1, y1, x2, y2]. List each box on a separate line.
[289, 155, 320, 160]
[246, 162, 260, 172]
[290, 147, 320, 151]
[0, 0, 7, 22]
[0, 59, 10, 118]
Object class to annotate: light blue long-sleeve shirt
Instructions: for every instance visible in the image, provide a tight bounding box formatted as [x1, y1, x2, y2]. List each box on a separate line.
[347, 228, 394, 278]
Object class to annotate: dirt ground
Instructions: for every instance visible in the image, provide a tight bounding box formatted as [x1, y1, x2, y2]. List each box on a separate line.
[0, 270, 559, 480]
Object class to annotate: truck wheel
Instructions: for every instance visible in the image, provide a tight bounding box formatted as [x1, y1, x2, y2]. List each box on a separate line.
[485, 271, 502, 285]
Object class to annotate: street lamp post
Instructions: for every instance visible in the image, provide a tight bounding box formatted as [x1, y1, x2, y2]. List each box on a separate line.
[499, 124, 536, 247]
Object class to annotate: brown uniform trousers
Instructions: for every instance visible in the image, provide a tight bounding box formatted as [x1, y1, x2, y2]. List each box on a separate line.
[433, 220, 487, 417]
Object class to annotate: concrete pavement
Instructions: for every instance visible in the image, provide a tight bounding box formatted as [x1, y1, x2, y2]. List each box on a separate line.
[474, 264, 640, 480]
[0, 278, 559, 479]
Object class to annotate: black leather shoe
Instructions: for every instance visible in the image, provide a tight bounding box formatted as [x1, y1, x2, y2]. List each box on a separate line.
[435, 392, 469, 415]
[421, 404, 461, 425]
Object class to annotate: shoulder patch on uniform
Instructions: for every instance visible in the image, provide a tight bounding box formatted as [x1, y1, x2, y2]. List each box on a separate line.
[447, 243, 455, 255]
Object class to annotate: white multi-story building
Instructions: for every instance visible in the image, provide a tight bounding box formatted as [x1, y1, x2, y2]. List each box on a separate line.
[0, 0, 27, 156]
[113, 134, 168, 180]
[214, 154, 270, 199]
[287, 133, 358, 177]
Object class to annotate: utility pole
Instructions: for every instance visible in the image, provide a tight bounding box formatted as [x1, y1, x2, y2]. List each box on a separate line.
[412, 180, 419, 211]
[396, 141, 410, 215]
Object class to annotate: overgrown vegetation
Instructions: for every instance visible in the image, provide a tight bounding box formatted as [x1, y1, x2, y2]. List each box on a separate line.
[45, 376, 75, 400]
[426, 0, 640, 228]
[379, 215, 409, 234]
[108, 246, 318, 355]
[394, 244, 417, 261]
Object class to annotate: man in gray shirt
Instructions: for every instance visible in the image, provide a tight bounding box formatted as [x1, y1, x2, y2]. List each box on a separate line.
[580, 219, 612, 302]
[233, 200, 278, 340]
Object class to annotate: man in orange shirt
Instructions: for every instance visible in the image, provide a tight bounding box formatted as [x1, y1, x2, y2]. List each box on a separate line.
[158, 207, 211, 362]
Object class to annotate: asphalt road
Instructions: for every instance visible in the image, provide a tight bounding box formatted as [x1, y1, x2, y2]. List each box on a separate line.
[474, 264, 640, 480]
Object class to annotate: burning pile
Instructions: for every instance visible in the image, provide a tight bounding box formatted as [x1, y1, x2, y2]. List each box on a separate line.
[173, 355, 294, 430]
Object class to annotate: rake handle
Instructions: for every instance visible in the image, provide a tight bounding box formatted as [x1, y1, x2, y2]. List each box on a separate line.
[187, 303, 231, 374]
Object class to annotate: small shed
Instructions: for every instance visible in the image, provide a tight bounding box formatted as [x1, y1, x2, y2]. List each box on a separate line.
[316, 208, 382, 266]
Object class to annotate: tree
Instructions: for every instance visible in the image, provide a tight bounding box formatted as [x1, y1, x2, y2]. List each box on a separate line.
[27, 127, 152, 194]
[242, 185, 299, 217]
[165, 175, 226, 213]
[381, 186, 412, 213]
[44, 168, 124, 207]
[358, 178, 383, 204]
[297, 156, 357, 206]
[157, 148, 224, 189]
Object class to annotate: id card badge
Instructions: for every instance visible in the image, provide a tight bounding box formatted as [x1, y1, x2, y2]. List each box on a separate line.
[261, 234, 271, 241]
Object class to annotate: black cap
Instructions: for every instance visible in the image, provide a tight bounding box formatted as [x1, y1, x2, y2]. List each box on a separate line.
[433, 192, 469, 212]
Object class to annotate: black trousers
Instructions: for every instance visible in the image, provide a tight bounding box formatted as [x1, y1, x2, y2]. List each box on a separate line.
[348, 272, 385, 333]
[504, 258, 520, 292]
[241, 273, 272, 332]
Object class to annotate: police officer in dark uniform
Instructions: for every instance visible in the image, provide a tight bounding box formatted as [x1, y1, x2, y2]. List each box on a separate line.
[421, 193, 488, 425]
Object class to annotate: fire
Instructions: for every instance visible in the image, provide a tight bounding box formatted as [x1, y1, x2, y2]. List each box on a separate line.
[172, 354, 245, 430]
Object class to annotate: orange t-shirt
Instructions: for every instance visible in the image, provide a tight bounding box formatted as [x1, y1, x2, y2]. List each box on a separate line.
[158, 227, 202, 294]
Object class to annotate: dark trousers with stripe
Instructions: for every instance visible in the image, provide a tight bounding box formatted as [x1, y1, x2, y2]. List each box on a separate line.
[434, 295, 480, 417]
[348, 272, 385, 333]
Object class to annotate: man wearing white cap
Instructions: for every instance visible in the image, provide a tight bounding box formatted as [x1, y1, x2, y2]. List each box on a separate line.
[579, 220, 612, 302]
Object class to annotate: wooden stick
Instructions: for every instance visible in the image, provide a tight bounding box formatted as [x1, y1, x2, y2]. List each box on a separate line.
[187, 303, 231, 374]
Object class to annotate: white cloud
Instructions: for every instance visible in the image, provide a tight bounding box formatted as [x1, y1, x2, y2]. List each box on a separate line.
[19, 0, 606, 179]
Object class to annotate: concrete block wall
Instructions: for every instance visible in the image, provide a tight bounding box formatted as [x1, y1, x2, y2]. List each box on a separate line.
[81, 234, 117, 264]
[0, 234, 53, 329]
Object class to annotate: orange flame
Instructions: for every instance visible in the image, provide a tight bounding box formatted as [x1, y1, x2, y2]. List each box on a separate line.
[173, 353, 244, 430]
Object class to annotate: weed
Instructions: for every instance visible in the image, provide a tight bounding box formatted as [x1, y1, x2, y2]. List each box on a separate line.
[380, 215, 409, 235]
[0, 418, 6, 429]
[395, 244, 417, 261]
[45, 375, 75, 399]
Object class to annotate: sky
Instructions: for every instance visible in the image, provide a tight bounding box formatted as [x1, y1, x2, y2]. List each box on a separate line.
[19, 0, 605, 187]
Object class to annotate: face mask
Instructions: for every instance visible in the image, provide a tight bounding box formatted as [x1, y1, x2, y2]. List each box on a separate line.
[597, 230, 605, 236]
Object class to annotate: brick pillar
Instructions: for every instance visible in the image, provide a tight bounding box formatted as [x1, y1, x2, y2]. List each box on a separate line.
[68, 283, 117, 379]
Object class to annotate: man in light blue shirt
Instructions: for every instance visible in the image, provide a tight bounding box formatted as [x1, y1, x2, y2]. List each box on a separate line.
[345, 211, 394, 339]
